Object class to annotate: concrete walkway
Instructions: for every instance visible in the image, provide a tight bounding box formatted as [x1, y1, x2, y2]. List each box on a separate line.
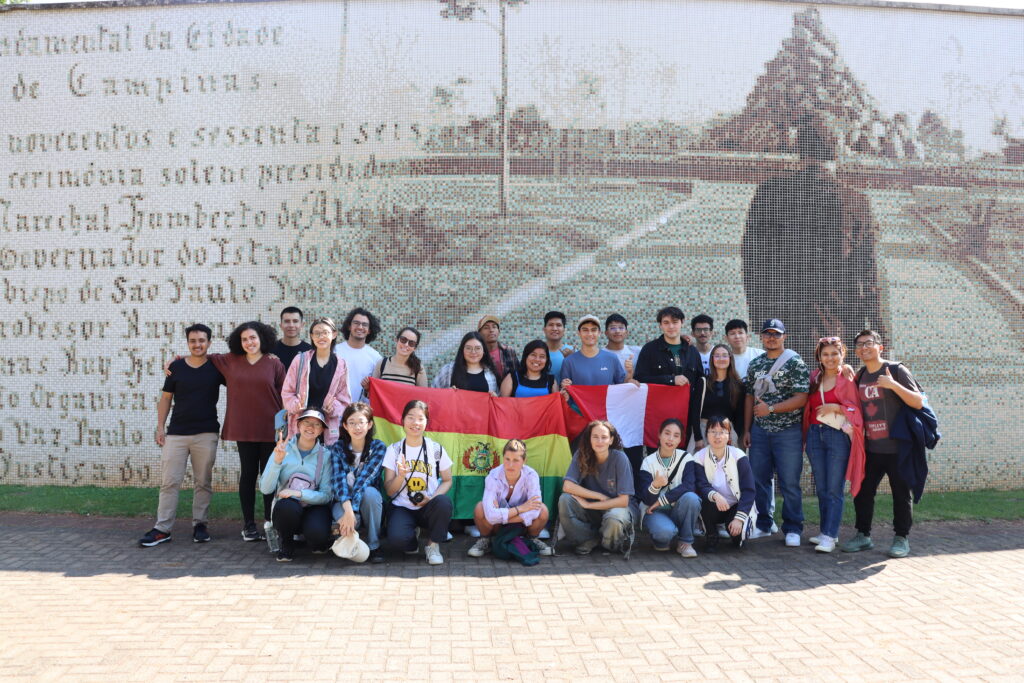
[2, 512, 1022, 681]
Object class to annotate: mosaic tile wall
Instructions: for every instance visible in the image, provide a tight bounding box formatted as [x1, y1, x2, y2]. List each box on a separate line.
[1, 0, 1022, 491]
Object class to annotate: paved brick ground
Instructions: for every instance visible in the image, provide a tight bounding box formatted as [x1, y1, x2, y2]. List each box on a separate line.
[2, 512, 1022, 682]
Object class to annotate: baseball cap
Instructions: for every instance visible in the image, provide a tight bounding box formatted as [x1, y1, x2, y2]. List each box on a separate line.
[577, 314, 601, 330]
[331, 533, 370, 563]
[760, 319, 786, 334]
[477, 315, 500, 330]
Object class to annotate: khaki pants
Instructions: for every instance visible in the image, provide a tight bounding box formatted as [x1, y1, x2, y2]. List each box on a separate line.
[155, 433, 219, 532]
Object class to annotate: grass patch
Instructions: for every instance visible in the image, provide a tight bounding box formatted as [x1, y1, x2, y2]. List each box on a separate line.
[0, 486, 1021, 524]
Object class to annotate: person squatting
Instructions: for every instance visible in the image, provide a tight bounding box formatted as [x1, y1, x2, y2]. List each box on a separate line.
[140, 305, 928, 565]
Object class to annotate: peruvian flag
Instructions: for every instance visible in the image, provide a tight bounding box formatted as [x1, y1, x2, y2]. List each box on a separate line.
[567, 383, 690, 449]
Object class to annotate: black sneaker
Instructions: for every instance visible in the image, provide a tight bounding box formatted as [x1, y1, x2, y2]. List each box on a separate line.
[139, 528, 171, 547]
[193, 523, 211, 543]
[276, 550, 294, 562]
[241, 522, 264, 542]
[369, 548, 385, 564]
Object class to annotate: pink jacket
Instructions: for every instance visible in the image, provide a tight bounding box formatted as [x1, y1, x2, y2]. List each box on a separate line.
[281, 350, 351, 445]
[802, 370, 866, 497]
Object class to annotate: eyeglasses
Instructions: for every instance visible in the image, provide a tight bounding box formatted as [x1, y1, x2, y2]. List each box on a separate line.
[345, 419, 370, 428]
[350, 321, 370, 328]
[311, 329, 333, 338]
[855, 340, 879, 349]
[818, 336, 840, 344]
[463, 346, 484, 354]
[707, 430, 731, 438]
[397, 336, 418, 348]
[761, 331, 783, 338]
[693, 327, 712, 334]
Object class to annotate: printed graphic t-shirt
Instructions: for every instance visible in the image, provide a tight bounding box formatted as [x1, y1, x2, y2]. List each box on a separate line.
[743, 353, 810, 432]
[858, 363, 920, 455]
[382, 438, 453, 510]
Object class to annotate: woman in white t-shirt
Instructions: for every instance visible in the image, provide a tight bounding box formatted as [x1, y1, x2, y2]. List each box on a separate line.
[382, 400, 453, 565]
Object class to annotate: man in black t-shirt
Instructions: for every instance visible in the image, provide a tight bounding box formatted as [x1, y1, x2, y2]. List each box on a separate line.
[842, 329, 924, 559]
[273, 306, 312, 372]
[139, 324, 225, 547]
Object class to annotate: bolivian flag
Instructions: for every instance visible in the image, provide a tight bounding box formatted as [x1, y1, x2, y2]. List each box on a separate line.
[368, 379, 573, 518]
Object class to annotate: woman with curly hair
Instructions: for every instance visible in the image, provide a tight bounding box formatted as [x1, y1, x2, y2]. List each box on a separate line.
[208, 321, 287, 542]
[558, 420, 635, 557]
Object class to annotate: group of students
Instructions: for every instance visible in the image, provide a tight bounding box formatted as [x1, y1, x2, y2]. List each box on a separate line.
[140, 304, 931, 564]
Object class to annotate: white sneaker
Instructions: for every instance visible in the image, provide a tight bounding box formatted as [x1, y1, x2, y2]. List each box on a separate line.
[531, 538, 553, 556]
[538, 528, 551, 540]
[770, 522, 779, 534]
[425, 542, 444, 565]
[785, 532, 801, 547]
[748, 527, 774, 539]
[717, 524, 730, 539]
[465, 525, 481, 538]
[815, 536, 836, 553]
[677, 542, 698, 558]
[809, 534, 821, 545]
[445, 532, 453, 542]
[467, 537, 491, 558]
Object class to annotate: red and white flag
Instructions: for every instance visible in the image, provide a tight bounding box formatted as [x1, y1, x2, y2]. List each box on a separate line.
[567, 383, 690, 449]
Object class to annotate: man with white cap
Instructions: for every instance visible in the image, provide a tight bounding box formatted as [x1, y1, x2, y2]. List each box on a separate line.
[560, 315, 627, 389]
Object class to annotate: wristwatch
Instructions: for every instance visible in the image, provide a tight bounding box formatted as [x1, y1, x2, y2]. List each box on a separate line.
[768, 404, 775, 413]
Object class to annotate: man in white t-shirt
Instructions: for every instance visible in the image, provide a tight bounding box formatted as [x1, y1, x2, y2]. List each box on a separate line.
[725, 319, 765, 380]
[691, 314, 715, 376]
[335, 307, 383, 403]
[603, 313, 641, 381]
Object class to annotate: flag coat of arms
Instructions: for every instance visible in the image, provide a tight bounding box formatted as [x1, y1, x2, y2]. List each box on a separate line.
[369, 379, 573, 518]
[567, 383, 691, 449]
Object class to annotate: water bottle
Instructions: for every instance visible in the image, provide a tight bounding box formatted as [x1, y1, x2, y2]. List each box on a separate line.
[264, 521, 280, 553]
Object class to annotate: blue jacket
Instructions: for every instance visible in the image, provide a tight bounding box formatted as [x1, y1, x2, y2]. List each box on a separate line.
[890, 399, 940, 504]
[259, 437, 333, 507]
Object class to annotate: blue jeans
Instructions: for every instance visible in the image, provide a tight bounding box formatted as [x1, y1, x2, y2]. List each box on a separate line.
[805, 425, 851, 539]
[332, 485, 384, 551]
[641, 492, 701, 547]
[748, 423, 804, 534]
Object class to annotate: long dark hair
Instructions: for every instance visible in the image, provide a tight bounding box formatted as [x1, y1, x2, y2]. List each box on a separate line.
[517, 339, 552, 378]
[394, 326, 423, 377]
[338, 402, 376, 465]
[227, 321, 277, 355]
[809, 337, 847, 394]
[708, 343, 743, 406]
[576, 420, 623, 478]
[450, 331, 496, 389]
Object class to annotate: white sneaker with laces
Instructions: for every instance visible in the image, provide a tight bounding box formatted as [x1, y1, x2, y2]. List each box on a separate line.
[785, 532, 801, 547]
[748, 527, 774, 539]
[717, 524, 730, 539]
[538, 528, 551, 540]
[815, 536, 836, 553]
[425, 542, 444, 565]
[467, 537, 491, 558]
[531, 538, 553, 557]
[770, 522, 779, 534]
[465, 525, 482, 538]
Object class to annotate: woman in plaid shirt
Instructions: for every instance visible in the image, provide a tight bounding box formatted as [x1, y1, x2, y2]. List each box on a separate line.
[330, 403, 388, 564]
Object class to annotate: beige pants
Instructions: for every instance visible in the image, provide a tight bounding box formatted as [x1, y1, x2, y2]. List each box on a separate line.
[155, 433, 219, 532]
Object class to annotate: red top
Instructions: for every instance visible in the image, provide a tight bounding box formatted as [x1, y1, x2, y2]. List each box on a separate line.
[808, 385, 839, 426]
[801, 370, 866, 497]
[209, 353, 285, 442]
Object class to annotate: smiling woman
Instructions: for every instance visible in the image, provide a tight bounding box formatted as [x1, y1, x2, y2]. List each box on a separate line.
[432, 331, 498, 394]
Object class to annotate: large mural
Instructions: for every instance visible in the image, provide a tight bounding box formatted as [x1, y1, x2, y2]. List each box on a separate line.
[1, 0, 1022, 490]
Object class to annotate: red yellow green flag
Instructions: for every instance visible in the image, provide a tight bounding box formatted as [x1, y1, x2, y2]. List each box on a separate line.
[368, 379, 572, 519]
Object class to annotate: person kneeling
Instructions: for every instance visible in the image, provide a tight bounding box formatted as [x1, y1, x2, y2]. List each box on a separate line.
[468, 439, 552, 559]
[382, 400, 454, 566]
[638, 419, 702, 558]
[558, 420, 635, 557]
[693, 416, 756, 553]
[259, 409, 334, 562]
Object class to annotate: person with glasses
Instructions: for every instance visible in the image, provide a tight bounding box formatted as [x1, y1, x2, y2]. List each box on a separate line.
[432, 331, 499, 394]
[802, 337, 864, 553]
[335, 307, 383, 403]
[603, 313, 641, 381]
[281, 317, 351, 446]
[842, 330, 925, 559]
[330, 402, 388, 564]
[742, 319, 809, 547]
[690, 315, 715, 376]
[368, 327, 428, 393]
[693, 416, 755, 553]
